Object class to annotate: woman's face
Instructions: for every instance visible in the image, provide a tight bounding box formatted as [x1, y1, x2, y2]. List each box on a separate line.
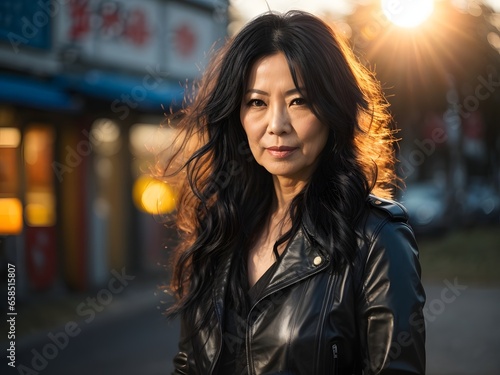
[240, 53, 329, 183]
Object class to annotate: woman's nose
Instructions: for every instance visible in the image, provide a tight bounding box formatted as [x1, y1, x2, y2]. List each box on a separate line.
[268, 105, 291, 135]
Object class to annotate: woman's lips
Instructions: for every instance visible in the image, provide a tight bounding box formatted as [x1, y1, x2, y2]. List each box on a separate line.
[266, 146, 298, 158]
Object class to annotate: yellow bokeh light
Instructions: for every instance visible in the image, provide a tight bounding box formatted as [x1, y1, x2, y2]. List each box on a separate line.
[133, 176, 177, 214]
[25, 191, 56, 227]
[0, 127, 21, 148]
[0, 198, 23, 235]
[382, 0, 434, 28]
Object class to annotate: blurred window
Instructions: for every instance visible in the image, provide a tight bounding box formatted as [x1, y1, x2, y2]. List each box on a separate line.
[24, 125, 56, 227]
[0, 126, 22, 234]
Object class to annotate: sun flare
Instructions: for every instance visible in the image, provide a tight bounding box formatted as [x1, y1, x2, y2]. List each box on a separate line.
[382, 0, 434, 28]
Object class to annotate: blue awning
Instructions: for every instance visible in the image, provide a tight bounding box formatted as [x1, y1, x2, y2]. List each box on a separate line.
[56, 70, 186, 111]
[0, 74, 82, 112]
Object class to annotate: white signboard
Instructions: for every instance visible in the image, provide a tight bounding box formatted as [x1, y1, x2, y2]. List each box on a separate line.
[55, 0, 226, 79]
[163, 2, 226, 79]
[56, 0, 162, 70]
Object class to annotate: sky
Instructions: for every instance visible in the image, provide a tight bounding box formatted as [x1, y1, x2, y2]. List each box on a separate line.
[231, 0, 500, 24]
[231, 0, 351, 20]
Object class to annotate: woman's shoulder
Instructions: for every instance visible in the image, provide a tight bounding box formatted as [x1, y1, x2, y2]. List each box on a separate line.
[366, 194, 408, 220]
[357, 194, 412, 241]
[353, 194, 420, 284]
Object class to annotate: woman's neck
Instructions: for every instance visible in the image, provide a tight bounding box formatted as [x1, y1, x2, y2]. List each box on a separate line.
[272, 175, 307, 214]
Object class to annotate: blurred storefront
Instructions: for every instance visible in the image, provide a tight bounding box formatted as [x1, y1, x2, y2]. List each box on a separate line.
[0, 0, 228, 298]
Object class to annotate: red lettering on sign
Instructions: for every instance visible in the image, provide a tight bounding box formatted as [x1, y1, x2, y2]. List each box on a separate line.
[69, 0, 90, 40]
[124, 8, 149, 46]
[174, 24, 196, 58]
[100, 1, 122, 38]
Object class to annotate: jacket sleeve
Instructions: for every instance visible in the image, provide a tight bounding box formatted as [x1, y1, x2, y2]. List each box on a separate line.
[356, 219, 426, 374]
[172, 317, 192, 375]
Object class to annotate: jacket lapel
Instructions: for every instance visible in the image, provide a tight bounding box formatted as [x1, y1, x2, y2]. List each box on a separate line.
[264, 230, 330, 297]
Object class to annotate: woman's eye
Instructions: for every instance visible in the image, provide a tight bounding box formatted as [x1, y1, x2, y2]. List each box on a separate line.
[247, 99, 266, 107]
[291, 97, 307, 106]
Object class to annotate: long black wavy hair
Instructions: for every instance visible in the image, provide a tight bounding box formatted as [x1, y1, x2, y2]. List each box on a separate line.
[162, 10, 395, 329]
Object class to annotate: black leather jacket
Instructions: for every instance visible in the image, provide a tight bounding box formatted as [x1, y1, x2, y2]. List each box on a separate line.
[172, 196, 426, 374]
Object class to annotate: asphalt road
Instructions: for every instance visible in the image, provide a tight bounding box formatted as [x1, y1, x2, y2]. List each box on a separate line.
[4, 282, 180, 375]
[424, 282, 500, 375]
[3, 281, 500, 375]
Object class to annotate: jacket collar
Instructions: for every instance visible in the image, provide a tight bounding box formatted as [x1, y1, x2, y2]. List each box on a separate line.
[212, 229, 331, 317]
[263, 229, 331, 297]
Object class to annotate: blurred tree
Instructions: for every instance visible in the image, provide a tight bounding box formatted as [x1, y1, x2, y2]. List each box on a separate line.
[345, 0, 500, 183]
[346, 0, 500, 113]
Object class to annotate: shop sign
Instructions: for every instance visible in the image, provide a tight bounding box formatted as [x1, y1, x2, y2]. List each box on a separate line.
[57, 0, 225, 78]
[57, 0, 161, 69]
[164, 1, 226, 79]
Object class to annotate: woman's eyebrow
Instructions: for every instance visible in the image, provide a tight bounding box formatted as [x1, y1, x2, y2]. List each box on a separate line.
[244, 87, 306, 95]
[284, 87, 305, 96]
[245, 88, 269, 95]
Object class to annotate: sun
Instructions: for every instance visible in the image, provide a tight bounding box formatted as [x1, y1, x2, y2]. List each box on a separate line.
[382, 0, 434, 28]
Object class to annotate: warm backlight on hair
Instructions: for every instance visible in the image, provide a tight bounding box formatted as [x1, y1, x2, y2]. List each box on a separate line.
[133, 176, 177, 214]
[382, 0, 434, 28]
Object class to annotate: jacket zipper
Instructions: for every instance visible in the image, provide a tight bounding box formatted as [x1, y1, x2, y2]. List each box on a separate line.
[314, 271, 337, 373]
[332, 343, 338, 375]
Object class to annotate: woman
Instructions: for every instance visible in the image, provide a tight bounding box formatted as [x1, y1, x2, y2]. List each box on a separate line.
[164, 10, 426, 375]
